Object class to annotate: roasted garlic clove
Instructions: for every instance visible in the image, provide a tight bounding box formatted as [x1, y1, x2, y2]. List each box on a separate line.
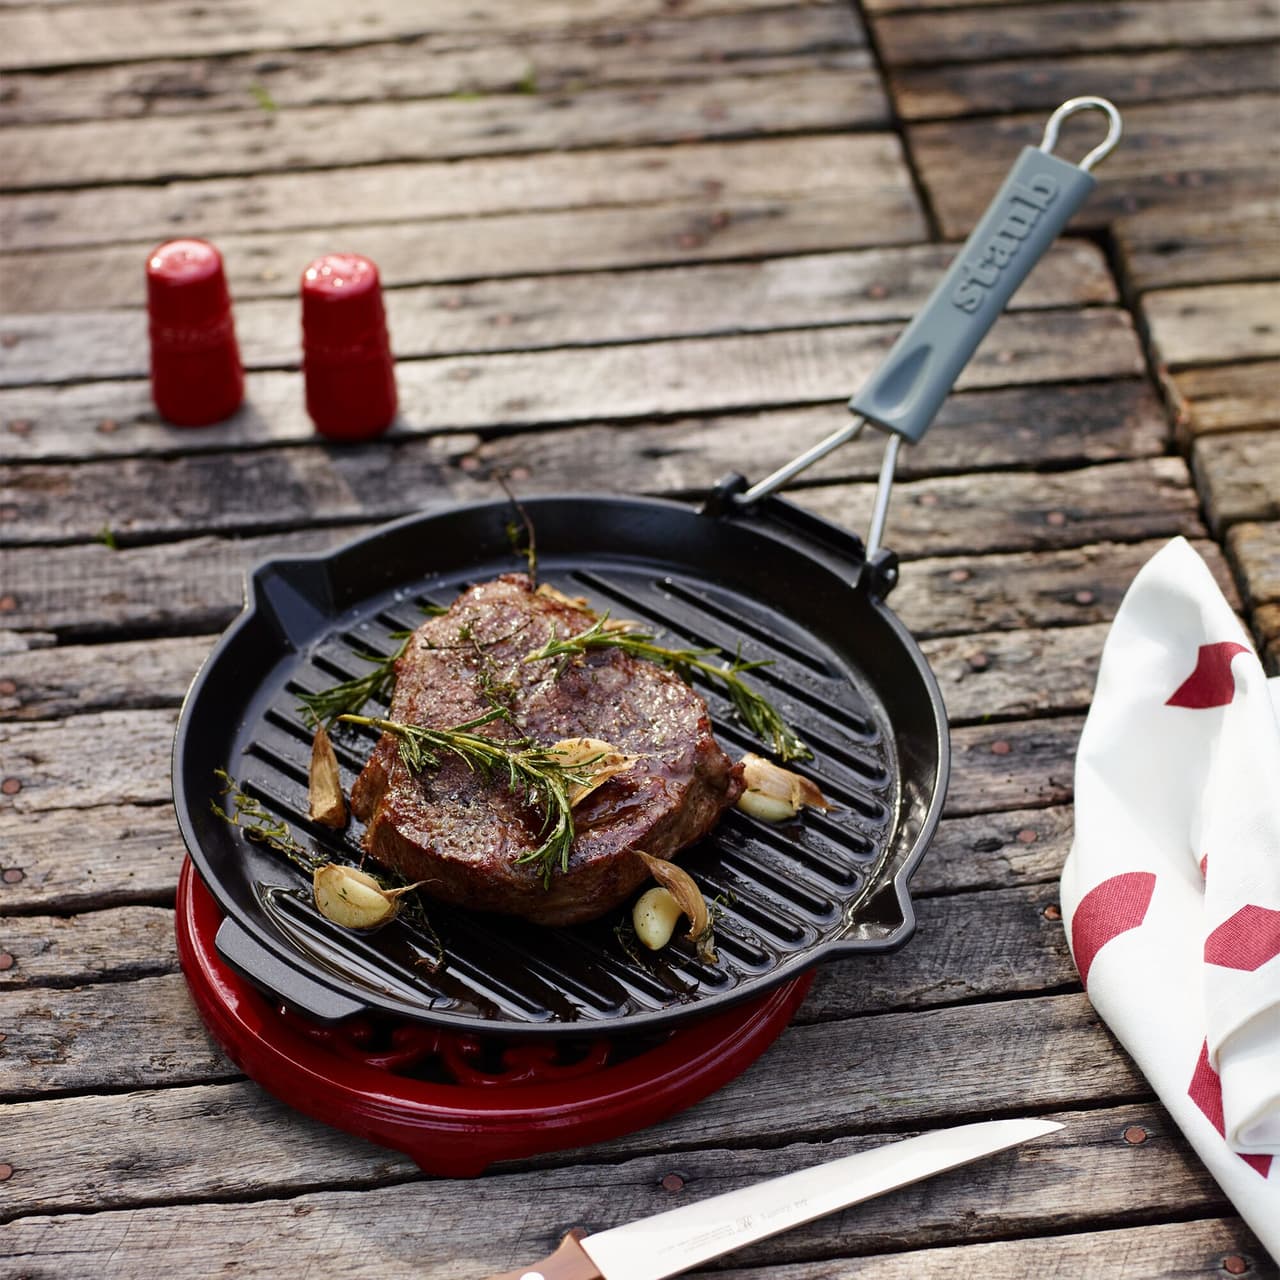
[312, 864, 426, 931]
[307, 723, 347, 828]
[636, 850, 715, 962]
[736, 753, 833, 823]
[632, 886, 683, 951]
[550, 736, 638, 806]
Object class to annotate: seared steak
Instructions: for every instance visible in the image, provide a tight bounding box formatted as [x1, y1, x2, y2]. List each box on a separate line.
[350, 575, 743, 925]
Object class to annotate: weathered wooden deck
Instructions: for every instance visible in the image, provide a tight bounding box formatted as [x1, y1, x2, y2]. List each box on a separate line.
[1, 1, 1278, 1275]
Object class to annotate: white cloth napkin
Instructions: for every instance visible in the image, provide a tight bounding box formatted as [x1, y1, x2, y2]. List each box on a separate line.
[1061, 537, 1280, 1259]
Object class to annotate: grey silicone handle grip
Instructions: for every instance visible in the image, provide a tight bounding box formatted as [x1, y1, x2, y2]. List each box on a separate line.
[849, 147, 1096, 442]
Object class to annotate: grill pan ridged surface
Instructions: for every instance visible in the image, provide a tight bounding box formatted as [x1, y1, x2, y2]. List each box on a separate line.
[173, 495, 948, 1037]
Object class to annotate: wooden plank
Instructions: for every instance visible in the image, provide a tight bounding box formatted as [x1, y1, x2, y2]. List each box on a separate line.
[0, 972, 232, 1100]
[1193, 431, 1280, 532]
[0, 0, 803, 70]
[1171, 361, 1280, 438]
[0, 976, 1142, 1121]
[1257, 602, 1280, 675]
[795, 458, 1203, 561]
[0, 309, 1147, 466]
[714, 1221, 1275, 1280]
[923, 623, 1106, 723]
[0, 907, 176, 987]
[0, 635, 209, 721]
[908, 95, 1280, 238]
[0, 240, 1116, 386]
[0, 1098, 1219, 1244]
[1, 195, 895, 314]
[0, 531, 1235, 644]
[0, 709, 178, 814]
[891, 538, 1239, 638]
[0, 9, 866, 126]
[874, 0, 1280, 67]
[0, 804, 185, 914]
[0, 383, 1167, 538]
[0, 133, 922, 252]
[798, 883, 1076, 1021]
[890, 44, 1280, 122]
[1, 453, 1198, 562]
[0, 801, 1072, 918]
[0, 698, 1083, 820]
[1228, 521, 1280, 607]
[23, 1081, 1241, 1278]
[3, 70, 887, 193]
[1144, 283, 1280, 369]
[1114, 197, 1280, 292]
[911, 806, 1072, 894]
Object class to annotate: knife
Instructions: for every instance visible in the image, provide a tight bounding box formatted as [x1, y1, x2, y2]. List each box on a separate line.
[483, 1116, 1061, 1280]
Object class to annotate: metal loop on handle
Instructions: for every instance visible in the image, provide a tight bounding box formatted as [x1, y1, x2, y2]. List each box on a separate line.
[1039, 96, 1123, 173]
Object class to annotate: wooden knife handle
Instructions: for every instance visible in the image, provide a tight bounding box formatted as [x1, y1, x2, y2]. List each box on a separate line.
[482, 1229, 604, 1280]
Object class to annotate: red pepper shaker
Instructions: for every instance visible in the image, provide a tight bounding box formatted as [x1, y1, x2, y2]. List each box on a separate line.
[300, 253, 397, 440]
[146, 239, 244, 426]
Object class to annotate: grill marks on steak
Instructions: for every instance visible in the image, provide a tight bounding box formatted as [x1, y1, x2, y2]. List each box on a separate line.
[349, 575, 743, 925]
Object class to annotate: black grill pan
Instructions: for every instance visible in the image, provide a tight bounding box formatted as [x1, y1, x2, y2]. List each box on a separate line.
[172, 99, 1121, 1037]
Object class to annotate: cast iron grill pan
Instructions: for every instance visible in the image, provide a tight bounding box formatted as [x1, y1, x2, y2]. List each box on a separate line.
[172, 100, 1121, 1037]
[173, 494, 946, 1036]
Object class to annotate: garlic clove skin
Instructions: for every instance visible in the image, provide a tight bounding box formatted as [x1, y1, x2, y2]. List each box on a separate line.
[632, 886, 683, 951]
[307, 723, 347, 828]
[313, 864, 398, 930]
[736, 752, 833, 822]
[549, 736, 638, 806]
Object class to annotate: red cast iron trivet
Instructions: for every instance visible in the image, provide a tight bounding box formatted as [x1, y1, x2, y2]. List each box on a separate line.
[176, 859, 814, 1177]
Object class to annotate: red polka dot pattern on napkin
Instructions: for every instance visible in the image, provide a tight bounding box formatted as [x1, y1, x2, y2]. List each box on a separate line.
[1070, 871, 1157, 988]
[1189, 1041, 1274, 1178]
[1166, 642, 1251, 709]
[1205, 906, 1280, 972]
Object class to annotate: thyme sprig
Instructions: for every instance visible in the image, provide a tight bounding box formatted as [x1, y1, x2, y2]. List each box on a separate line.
[211, 769, 324, 874]
[337, 708, 598, 884]
[298, 635, 411, 726]
[524, 616, 812, 762]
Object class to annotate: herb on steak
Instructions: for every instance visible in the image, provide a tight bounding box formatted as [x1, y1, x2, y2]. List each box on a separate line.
[338, 708, 599, 884]
[524, 616, 813, 762]
[298, 634, 411, 725]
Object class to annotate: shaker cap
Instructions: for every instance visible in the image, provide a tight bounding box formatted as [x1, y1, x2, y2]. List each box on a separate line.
[146, 239, 233, 328]
[301, 254, 387, 349]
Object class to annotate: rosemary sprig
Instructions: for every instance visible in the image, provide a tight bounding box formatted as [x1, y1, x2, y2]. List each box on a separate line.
[337, 709, 597, 884]
[297, 635, 411, 725]
[211, 769, 324, 874]
[523, 616, 812, 762]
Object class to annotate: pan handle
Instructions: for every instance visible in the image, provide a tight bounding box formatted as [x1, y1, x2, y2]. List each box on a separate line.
[737, 97, 1123, 552]
[215, 914, 366, 1023]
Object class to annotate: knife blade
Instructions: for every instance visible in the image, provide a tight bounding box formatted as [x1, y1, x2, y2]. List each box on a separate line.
[482, 1116, 1061, 1280]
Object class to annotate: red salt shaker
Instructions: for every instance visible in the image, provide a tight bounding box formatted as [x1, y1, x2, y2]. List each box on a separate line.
[146, 239, 244, 426]
[301, 253, 397, 440]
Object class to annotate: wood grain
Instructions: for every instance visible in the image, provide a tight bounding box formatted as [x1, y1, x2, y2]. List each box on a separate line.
[890, 44, 1280, 121]
[0, 8, 866, 125]
[1144, 283, 1280, 368]
[1193, 431, 1280, 531]
[0, 241, 1115, 386]
[0, 907, 176, 987]
[0, 309, 1145, 465]
[874, 0, 1280, 67]
[1170, 361, 1280, 438]
[0, 0, 805, 70]
[3, 70, 887, 192]
[908, 94, 1280, 238]
[0, 133, 921, 252]
[1115, 197, 1280, 292]
[0, 1099, 1214, 1243]
[1228, 521, 1280, 607]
